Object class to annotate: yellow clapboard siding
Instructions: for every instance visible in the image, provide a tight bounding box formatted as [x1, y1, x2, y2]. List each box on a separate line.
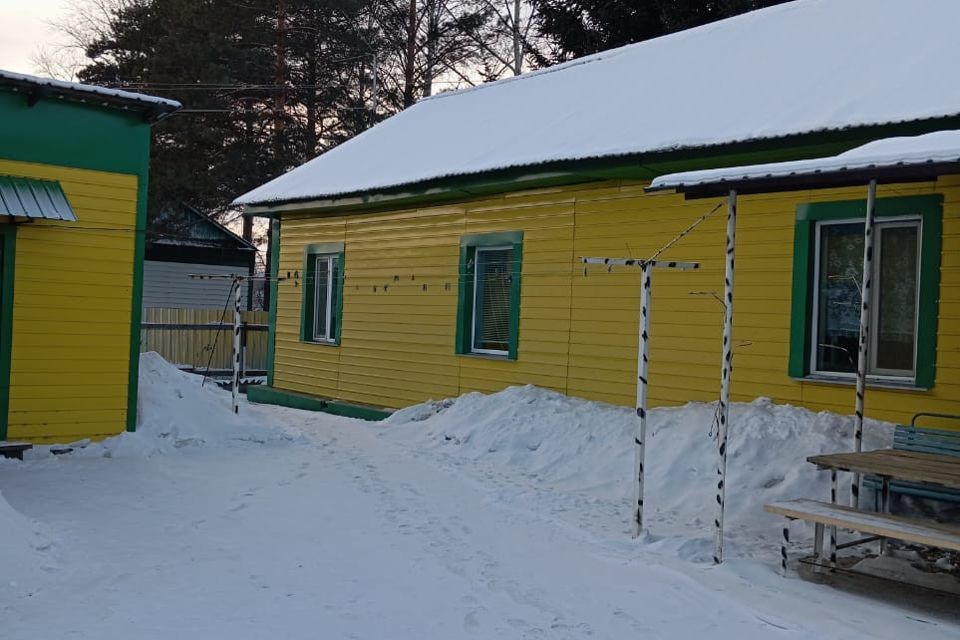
[272, 176, 960, 424]
[0, 158, 137, 441]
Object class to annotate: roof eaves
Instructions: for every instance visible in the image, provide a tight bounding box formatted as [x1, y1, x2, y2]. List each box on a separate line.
[648, 161, 960, 200]
[237, 114, 960, 212]
[0, 70, 181, 123]
[181, 202, 258, 250]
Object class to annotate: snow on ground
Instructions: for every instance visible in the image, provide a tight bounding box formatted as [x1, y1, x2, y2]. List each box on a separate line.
[74, 352, 305, 458]
[0, 354, 957, 639]
[382, 386, 892, 560]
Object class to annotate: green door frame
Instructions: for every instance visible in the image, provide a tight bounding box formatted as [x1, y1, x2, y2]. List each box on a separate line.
[0, 224, 16, 440]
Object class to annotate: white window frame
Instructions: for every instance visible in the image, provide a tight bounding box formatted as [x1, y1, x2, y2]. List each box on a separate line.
[312, 254, 338, 343]
[470, 245, 512, 357]
[809, 215, 922, 383]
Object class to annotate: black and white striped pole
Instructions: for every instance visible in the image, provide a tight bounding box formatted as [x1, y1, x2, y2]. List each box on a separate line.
[713, 190, 737, 565]
[852, 179, 877, 508]
[582, 257, 700, 536]
[634, 261, 653, 536]
[232, 276, 242, 414]
[190, 272, 293, 414]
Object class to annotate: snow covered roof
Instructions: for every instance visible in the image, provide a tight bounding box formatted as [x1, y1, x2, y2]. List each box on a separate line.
[0, 70, 181, 123]
[236, 0, 960, 208]
[648, 130, 960, 194]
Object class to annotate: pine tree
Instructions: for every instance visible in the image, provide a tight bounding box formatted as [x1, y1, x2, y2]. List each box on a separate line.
[529, 0, 788, 63]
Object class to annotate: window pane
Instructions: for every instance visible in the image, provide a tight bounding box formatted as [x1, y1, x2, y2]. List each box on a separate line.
[875, 225, 918, 372]
[314, 256, 329, 340]
[329, 256, 339, 340]
[815, 223, 862, 373]
[473, 248, 513, 353]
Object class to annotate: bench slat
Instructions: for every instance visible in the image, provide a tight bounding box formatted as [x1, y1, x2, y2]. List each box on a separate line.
[863, 477, 960, 501]
[764, 499, 960, 552]
[875, 424, 960, 503]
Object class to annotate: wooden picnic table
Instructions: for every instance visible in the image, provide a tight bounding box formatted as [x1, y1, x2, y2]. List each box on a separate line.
[804, 448, 960, 561]
[808, 449, 960, 489]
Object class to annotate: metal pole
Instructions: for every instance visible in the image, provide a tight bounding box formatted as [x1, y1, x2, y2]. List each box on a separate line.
[634, 261, 653, 537]
[232, 277, 242, 414]
[714, 190, 737, 564]
[852, 179, 877, 508]
[780, 519, 790, 577]
[830, 468, 838, 568]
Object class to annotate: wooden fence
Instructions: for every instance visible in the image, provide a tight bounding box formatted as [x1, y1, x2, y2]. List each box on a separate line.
[141, 308, 269, 373]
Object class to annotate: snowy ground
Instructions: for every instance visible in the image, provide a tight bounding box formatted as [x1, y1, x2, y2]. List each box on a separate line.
[1, 354, 958, 639]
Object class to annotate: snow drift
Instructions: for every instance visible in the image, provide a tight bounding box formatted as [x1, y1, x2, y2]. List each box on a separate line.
[0, 487, 53, 597]
[383, 385, 892, 556]
[78, 352, 304, 457]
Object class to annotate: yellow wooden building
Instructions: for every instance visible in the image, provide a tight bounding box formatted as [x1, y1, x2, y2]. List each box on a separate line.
[237, 0, 960, 426]
[0, 71, 179, 443]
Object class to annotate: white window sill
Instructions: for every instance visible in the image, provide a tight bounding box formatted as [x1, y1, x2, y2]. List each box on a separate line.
[460, 351, 513, 361]
[303, 339, 339, 347]
[793, 374, 928, 392]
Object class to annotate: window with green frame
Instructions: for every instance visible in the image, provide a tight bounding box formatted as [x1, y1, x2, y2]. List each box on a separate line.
[300, 243, 345, 345]
[456, 231, 523, 360]
[788, 194, 942, 388]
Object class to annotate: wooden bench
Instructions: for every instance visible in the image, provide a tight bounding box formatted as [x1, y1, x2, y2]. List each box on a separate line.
[765, 499, 960, 575]
[863, 413, 960, 505]
[0, 441, 32, 460]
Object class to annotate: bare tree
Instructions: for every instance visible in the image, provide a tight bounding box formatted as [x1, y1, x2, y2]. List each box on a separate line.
[31, 0, 134, 79]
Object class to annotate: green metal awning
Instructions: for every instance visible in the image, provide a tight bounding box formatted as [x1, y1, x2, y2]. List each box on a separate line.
[0, 176, 77, 221]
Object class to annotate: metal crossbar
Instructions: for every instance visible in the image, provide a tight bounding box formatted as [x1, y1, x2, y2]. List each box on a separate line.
[581, 254, 702, 538]
[581, 257, 700, 270]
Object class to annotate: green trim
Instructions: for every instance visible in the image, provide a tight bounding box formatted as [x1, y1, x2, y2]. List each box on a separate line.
[126, 166, 150, 433]
[266, 220, 281, 387]
[300, 242, 345, 345]
[456, 231, 523, 360]
[0, 90, 153, 176]
[246, 385, 391, 421]
[0, 225, 16, 440]
[335, 250, 345, 344]
[788, 194, 943, 387]
[247, 116, 960, 217]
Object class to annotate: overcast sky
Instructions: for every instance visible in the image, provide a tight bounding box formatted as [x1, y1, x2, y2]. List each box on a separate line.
[0, 0, 69, 74]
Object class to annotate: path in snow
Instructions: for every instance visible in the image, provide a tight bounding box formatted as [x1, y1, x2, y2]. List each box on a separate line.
[1, 403, 957, 640]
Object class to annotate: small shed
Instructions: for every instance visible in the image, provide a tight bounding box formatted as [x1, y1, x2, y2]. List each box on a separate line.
[144, 202, 257, 310]
[0, 70, 179, 443]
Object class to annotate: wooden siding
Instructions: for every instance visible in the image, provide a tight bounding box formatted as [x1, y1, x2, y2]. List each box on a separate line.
[143, 260, 250, 309]
[273, 176, 960, 427]
[1, 158, 137, 442]
[141, 308, 268, 371]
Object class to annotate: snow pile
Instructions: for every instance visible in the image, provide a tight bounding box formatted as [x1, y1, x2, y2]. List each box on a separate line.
[78, 353, 304, 457]
[0, 487, 53, 596]
[383, 385, 892, 557]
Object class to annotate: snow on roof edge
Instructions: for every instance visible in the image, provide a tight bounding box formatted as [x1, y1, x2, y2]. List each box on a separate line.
[235, 114, 960, 208]
[0, 69, 181, 114]
[648, 130, 960, 191]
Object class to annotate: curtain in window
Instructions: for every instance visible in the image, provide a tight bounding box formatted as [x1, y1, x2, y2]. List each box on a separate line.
[473, 248, 513, 353]
[875, 225, 917, 372]
[816, 221, 919, 376]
